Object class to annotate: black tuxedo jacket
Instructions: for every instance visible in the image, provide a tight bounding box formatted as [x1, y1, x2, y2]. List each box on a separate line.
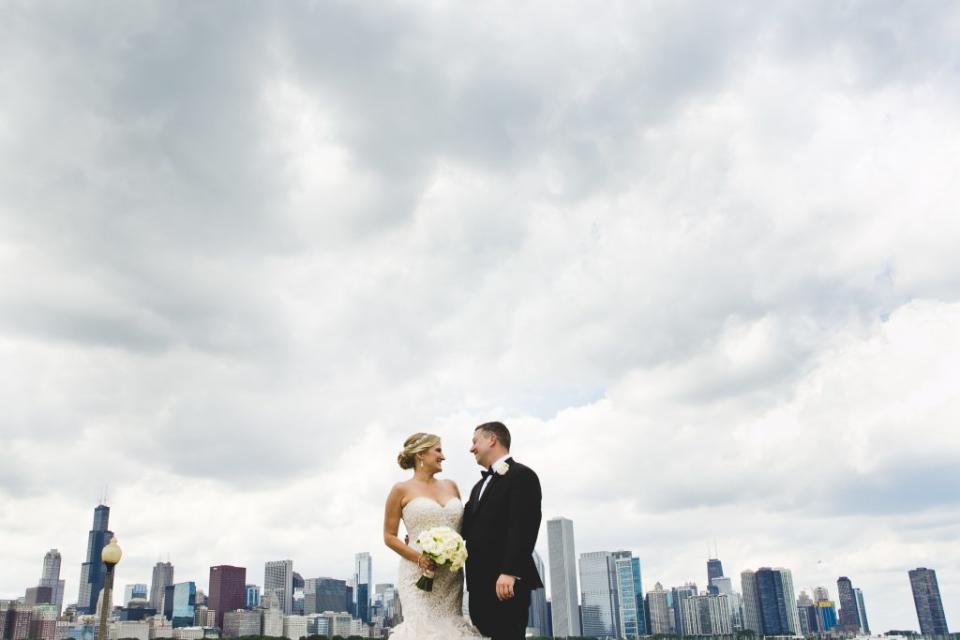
[462, 458, 544, 593]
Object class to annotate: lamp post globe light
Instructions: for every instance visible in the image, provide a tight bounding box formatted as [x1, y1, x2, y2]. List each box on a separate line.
[98, 537, 122, 640]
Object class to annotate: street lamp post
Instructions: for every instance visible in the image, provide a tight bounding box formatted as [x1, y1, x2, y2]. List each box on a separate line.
[98, 537, 123, 640]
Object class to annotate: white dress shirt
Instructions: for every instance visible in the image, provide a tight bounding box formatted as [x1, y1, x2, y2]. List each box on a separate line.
[478, 454, 511, 500]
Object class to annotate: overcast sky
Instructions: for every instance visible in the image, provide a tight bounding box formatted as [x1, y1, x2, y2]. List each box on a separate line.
[2, 0, 959, 633]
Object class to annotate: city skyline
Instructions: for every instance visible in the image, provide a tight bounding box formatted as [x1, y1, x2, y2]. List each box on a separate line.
[3, 503, 953, 636]
[3, 2, 960, 637]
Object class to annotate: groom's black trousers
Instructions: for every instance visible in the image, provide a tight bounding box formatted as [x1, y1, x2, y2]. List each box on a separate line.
[469, 584, 531, 640]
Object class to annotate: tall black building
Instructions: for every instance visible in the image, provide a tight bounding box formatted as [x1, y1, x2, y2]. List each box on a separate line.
[707, 558, 724, 594]
[837, 576, 862, 632]
[742, 567, 800, 636]
[909, 568, 949, 635]
[77, 505, 113, 614]
[305, 578, 351, 615]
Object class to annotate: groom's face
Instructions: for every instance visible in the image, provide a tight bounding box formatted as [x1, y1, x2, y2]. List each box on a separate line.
[470, 429, 495, 467]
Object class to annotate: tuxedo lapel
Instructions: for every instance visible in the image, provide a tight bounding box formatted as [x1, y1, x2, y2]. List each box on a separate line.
[475, 457, 514, 512]
[467, 477, 484, 515]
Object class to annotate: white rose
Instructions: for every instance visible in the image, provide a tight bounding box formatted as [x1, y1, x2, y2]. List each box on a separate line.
[494, 461, 510, 475]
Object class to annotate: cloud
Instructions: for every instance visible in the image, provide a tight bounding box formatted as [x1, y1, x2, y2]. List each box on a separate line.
[2, 0, 960, 632]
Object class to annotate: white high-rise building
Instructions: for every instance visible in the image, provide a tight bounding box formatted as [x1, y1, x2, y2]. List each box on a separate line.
[41, 550, 61, 583]
[579, 551, 619, 638]
[261, 592, 283, 636]
[855, 588, 870, 634]
[264, 560, 294, 615]
[741, 570, 761, 634]
[547, 517, 581, 638]
[778, 568, 802, 636]
[709, 576, 743, 630]
[680, 594, 733, 636]
[39, 549, 65, 614]
[646, 583, 672, 635]
[712, 576, 733, 595]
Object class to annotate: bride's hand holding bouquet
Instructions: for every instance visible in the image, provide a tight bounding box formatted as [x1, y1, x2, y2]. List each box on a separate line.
[415, 526, 468, 591]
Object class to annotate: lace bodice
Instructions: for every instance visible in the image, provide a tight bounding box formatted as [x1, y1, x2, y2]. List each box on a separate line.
[402, 496, 464, 546]
[390, 497, 486, 640]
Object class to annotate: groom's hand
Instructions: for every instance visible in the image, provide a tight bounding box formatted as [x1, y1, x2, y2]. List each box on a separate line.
[495, 574, 516, 601]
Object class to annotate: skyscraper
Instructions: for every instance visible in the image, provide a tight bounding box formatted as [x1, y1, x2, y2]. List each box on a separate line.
[680, 593, 733, 636]
[837, 576, 862, 632]
[855, 588, 870, 634]
[304, 578, 350, 615]
[39, 550, 65, 614]
[612, 551, 645, 638]
[712, 572, 744, 629]
[740, 568, 801, 636]
[547, 517, 581, 638]
[670, 583, 698, 636]
[909, 568, 949, 635]
[264, 560, 294, 615]
[742, 570, 761, 634]
[292, 572, 305, 614]
[261, 592, 283, 637]
[354, 553, 372, 624]
[77, 505, 113, 614]
[150, 562, 174, 613]
[579, 551, 619, 638]
[165, 582, 197, 628]
[646, 583, 672, 635]
[707, 558, 724, 593]
[527, 552, 550, 638]
[209, 566, 246, 629]
[797, 591, 817, 636]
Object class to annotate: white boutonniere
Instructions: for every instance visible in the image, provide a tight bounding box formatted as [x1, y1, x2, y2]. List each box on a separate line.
[494, 461, 510, 475]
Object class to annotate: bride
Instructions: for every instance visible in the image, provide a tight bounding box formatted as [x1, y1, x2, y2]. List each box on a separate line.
[383, 432, 486, 639]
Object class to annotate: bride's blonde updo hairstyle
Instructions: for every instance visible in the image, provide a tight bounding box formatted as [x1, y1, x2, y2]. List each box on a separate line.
[398, 432, 441, 470]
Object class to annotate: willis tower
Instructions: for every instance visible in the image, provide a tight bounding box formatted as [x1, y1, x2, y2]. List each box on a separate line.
[77, 505, 113, 614]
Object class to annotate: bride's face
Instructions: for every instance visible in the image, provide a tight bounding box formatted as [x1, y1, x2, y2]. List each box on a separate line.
[419, 442, 445, 473]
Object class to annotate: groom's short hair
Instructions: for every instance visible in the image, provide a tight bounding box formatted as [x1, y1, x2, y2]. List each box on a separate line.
[475, 421, 511, 450]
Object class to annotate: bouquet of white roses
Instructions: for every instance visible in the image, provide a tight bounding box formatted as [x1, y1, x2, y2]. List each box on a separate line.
[414, 526, 468, 591]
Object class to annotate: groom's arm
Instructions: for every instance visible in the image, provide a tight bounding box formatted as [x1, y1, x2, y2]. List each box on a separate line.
[500, 467, 542, 579]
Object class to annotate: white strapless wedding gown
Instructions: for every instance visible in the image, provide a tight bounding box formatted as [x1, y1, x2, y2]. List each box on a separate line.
[389, 497, 487, 639]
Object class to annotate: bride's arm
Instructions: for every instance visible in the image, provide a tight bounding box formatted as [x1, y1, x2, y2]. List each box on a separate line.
[383, 483, 428, 565]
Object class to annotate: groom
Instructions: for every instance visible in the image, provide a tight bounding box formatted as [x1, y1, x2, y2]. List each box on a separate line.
[462, 421, 543, 640]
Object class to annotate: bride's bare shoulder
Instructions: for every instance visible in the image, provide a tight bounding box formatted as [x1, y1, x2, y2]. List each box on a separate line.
[387, 480, 412, 499]
[442, 478, 461, 496]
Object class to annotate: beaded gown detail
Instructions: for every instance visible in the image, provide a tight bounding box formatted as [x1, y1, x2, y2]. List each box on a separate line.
[390, 497, 486, 639]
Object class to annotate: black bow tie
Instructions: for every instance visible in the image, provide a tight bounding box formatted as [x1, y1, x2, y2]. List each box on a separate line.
[481, 467, 495, 479]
